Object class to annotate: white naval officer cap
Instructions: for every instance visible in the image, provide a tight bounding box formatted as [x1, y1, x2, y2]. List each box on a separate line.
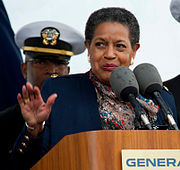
[170, 0, 180, 23]
[15, 21, 85, 62]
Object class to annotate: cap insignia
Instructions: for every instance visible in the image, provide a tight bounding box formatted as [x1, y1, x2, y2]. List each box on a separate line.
[41, 27, 60, 46]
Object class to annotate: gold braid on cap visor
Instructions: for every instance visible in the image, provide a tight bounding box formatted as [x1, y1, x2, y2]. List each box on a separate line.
[22, 46, 74, 56]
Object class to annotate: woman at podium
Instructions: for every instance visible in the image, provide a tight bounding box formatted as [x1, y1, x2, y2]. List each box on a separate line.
[10, 7, 178, 170]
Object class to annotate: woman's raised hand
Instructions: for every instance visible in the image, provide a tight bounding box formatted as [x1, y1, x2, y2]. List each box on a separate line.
[17, 82, 57, 137]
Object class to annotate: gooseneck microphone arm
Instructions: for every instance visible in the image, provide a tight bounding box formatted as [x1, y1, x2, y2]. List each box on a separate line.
[128, 93, 153, 130]
[133, 63, 179, 130]
[153, 91, 179, 130]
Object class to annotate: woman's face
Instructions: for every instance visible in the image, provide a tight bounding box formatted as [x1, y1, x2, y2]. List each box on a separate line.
[85, 22, 140, 85]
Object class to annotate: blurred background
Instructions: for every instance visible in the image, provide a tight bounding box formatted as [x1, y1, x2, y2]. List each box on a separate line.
[3, 0, 180, 81]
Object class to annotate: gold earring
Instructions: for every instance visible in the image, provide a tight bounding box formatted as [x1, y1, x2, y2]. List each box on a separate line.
[88, 55, 90, 62]
[131, 58, 134, 65]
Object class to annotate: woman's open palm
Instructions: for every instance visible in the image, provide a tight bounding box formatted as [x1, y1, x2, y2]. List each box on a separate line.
[17, 82, 57, 129]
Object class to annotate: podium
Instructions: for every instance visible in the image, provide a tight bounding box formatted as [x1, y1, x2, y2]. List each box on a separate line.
[31, 130, 180, 170]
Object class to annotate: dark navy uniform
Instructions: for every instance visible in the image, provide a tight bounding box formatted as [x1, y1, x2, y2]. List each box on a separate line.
[164, 1, 180, 128]
[164, 75, 180, 128]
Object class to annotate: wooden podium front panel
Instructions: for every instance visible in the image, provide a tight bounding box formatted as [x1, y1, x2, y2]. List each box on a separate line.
[31, 130, 180, 170]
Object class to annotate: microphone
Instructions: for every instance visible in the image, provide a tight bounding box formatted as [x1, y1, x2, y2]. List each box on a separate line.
[110, 66, 153, 130]
[133, 63, 179, 130]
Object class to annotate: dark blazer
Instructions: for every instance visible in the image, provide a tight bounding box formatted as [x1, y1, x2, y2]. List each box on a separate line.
[10, 72, 178, 170]
[0, 104, 24, 170]
[164, 75, 180, 128]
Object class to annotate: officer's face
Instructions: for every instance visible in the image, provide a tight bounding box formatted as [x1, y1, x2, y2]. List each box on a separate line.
[85, 22, 139, 85]
[21, 58, 70, 89]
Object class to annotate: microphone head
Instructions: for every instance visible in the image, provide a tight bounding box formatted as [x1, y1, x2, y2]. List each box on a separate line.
[110, 66, 139, 101]
[133, 63, 163, 98]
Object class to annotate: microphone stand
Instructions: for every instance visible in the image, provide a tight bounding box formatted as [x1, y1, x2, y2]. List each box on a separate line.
[128, 93, 153, 130]
[153, 91, 179, 130]
[134, 117, 142, 130]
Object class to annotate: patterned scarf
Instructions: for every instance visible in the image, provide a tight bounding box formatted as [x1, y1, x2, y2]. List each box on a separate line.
[89, 71, 159, 130]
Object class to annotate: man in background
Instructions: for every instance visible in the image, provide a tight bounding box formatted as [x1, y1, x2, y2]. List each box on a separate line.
[164, 0, 180, 128]
[0, 20, 85, 170]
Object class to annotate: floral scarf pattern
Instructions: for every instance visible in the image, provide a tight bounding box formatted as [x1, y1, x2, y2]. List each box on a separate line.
[89, 71, 159, 130]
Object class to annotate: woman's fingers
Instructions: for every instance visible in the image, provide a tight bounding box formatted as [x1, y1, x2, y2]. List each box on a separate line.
[46, 94, 58, 107]
[18, 82, 56, 125]
[44, 93, 57, 120]
[17, 93, 24, 107]
[22, 85, 29, 104]
[21, 82, 36, 103]
[26, 82, 35, 101]
[33, 86, 41, 97]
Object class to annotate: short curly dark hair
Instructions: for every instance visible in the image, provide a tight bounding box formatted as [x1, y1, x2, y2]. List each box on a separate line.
[85, 7, 140, 49]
